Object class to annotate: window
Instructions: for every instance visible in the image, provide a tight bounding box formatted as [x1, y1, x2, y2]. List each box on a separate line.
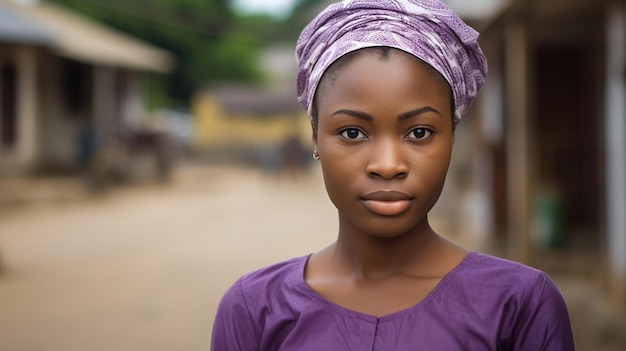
[62, 59, 92, 115]
[1, 63, 17, 149]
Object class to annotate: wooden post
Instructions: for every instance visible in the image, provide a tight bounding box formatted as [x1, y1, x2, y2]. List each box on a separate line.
[605, 0, 626, 311]
[504, 17, 531, 264]
[16, 46, 39, 170]
[92, 66, 118, 149]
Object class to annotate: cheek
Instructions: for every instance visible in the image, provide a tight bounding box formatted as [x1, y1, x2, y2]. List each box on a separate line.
[420, 145, 453, 194]
[320, 166, 347, 212]
[319, 156, 353, 194]
[318, 145, 361, 208]
[426, 139, 453, 170]
[402, 137, 453, 188]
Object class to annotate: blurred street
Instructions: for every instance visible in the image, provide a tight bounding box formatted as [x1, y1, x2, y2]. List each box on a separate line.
[0, 164, 625, 350]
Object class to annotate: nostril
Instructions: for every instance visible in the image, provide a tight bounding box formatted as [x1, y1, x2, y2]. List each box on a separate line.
[368, 168, 408, 180]
[393, 171, 409, 180]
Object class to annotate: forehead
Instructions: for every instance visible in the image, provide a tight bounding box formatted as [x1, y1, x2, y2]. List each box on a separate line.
[316, 48, 452, 111]
[316, 46, 452, 97]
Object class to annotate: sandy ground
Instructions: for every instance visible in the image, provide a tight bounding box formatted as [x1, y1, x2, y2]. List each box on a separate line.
[0, 165, 338, 350]
[0, 164, 624, 350]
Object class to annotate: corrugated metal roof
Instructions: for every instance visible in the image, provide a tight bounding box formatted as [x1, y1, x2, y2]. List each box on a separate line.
[0, 0, 173, 73]
[0, 2, 53, 45]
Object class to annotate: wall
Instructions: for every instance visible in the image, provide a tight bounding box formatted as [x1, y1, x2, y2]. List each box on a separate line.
[191, 91, 311, 150]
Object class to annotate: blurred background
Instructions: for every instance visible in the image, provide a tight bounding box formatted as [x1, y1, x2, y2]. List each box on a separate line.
[0, 0, 625, 350]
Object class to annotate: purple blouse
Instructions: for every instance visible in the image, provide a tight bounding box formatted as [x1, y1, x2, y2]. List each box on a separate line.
[211, 252, 574, 350]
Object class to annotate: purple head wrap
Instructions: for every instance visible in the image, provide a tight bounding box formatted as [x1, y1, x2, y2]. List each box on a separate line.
[296, 0, 488, 125]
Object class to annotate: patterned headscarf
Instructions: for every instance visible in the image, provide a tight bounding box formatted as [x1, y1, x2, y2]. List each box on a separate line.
[296, 0, 487, 125]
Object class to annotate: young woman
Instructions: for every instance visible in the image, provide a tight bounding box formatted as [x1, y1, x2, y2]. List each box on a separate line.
[212, 1, 575, 350]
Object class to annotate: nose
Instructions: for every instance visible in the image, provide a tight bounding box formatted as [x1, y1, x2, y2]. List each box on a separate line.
[366, 137, 408, 179]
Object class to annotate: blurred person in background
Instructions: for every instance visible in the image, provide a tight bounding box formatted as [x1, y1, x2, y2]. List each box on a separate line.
[211, 0, 574, 350]
[76, 117, 103, 191]
[278, 134, 310, 182]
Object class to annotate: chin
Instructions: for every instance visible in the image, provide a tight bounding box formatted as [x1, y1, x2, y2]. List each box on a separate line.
[352, 215, 430, 239]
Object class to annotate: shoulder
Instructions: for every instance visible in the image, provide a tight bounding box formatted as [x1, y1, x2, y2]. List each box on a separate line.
[236, 255, 308, 294]
[458, 251, 569, 304]
[440, 252, 570, 324]
[453, 252, 566, 312]
[456, 251, 547, 287]
[211, 256, 311, 350]
[219, 255, 310, 314]
[446, 252, 574, 349]
[440, 252, 552, 311]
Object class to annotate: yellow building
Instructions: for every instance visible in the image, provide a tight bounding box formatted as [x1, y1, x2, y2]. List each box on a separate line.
[192, 86, 312, 154]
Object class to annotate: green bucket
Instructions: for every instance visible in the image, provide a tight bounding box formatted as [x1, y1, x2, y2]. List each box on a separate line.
[532, 192, 565, 248]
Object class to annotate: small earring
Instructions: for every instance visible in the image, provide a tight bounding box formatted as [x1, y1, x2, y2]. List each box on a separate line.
[313, 150, 320, 160]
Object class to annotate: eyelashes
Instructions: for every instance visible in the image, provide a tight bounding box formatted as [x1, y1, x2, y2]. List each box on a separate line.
[406, 127, 432, 140]
[339, 128, 367, 140]
[338, 127, 433, 141]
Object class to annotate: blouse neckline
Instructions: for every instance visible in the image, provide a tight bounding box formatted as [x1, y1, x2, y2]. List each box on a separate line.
[297, 250, 479, 323]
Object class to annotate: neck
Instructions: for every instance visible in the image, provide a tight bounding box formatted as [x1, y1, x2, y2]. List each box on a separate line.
[331, 217, 444, 281]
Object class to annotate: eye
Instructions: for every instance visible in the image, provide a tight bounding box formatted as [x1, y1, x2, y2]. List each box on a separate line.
[406, 127, 433, 140]
[339, 128, 367, 140]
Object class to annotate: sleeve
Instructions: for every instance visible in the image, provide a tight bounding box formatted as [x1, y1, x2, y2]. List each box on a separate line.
[512, 272, 575, 351]
[211, 278, 259, 351]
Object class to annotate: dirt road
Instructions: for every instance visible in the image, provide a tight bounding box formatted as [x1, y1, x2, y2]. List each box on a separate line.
[0, 166, 339, 350]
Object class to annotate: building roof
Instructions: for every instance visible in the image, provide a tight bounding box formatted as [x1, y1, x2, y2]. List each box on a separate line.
[214, 87, 301, 117]
[0, 0, 173, 73]
[0, 2, 53, 45]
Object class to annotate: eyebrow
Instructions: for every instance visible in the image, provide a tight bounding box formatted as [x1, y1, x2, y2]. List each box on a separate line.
[398, 106, 442, 120]
[331, 106, 441, 121]
[331, 109, 373, 121]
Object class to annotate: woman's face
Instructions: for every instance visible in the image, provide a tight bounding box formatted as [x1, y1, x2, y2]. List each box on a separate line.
[314, 49, 455, 238]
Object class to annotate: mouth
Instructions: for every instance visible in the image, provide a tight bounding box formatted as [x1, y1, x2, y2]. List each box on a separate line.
[360, 190, 414, 217]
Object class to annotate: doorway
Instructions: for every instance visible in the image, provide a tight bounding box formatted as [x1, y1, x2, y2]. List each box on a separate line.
[532, 45, 603, 239]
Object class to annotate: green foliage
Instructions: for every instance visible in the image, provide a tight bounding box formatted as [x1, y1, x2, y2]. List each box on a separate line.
[144, 73, 171, 110]
[231, 0, 330, 44]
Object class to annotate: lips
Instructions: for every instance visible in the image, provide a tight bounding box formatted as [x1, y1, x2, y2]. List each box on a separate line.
[360, 190, 414, 216]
